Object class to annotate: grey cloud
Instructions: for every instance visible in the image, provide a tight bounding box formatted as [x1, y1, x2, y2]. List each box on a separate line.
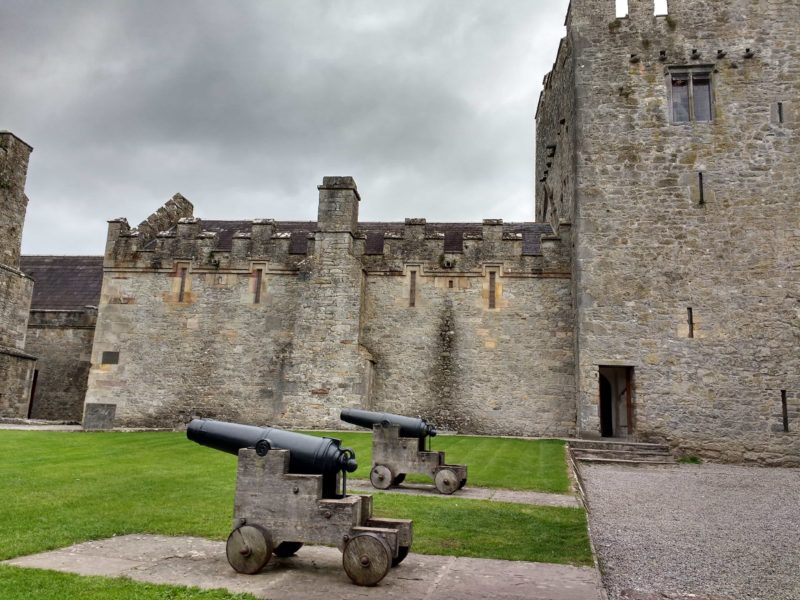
[0, 0, 569, 254]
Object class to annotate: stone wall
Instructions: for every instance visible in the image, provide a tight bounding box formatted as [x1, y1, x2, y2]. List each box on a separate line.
[362, 219, 574, 436]
[85, 264, 303, 426]
[363, 269, 574, 436]
[0, 132, 35, 417]
[0, 348, 35, 417]
[0, 132, 31, 268]
[0, 263, 33, 350]
[535, 35, 577, 231]
[537, 0, 799, 463]
[85, 178, 573, 434]
[25, 310, 96, 421]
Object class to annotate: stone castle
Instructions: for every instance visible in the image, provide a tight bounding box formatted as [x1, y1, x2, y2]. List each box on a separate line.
[1, 0, 797, 464]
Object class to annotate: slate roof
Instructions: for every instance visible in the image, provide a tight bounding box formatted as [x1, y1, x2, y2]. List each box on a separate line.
[163, 221, 554, 256]
[19, 256, 104, 310]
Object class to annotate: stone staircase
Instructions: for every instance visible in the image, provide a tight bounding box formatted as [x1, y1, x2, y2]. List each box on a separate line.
[569, 439, 676, 466]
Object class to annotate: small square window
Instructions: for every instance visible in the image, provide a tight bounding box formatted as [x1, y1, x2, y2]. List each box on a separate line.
[669, 67, 713, 123]
[101, 351, 119, 365]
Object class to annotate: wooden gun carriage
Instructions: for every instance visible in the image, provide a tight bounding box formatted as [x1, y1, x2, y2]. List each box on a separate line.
[340, 409, 468, 495]
[187, 419, 412, 586]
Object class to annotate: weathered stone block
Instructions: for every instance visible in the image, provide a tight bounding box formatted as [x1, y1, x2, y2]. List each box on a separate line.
[83, 403, 116, 430]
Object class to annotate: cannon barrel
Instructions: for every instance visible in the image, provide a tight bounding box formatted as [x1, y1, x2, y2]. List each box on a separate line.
[187, 419, 358, 475]
[340, 408, 437, 439]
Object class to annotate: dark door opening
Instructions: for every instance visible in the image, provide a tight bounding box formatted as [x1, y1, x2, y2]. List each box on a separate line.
[27, 369, 39, 419]
[600, 374, 614, 437]
[598, 366, 634, 438]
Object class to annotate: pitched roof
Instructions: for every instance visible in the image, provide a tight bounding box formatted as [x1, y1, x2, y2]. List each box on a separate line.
[19, 256, 104, 310]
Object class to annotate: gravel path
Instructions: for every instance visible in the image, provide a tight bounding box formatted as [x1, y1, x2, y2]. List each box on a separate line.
[580, 463, 800, 600]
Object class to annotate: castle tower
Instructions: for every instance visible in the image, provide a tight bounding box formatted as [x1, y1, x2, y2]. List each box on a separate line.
[0, 131, 36, 417]
[536, 0, 799, 462]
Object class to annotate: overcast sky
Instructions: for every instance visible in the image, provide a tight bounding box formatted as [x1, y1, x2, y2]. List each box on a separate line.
[2, 1, 569, 255]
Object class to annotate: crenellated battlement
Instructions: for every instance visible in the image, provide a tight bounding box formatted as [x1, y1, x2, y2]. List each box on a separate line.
[564, 0, 783, 57]
[135, 193, 194, 245]
[103, 178, 569, 277]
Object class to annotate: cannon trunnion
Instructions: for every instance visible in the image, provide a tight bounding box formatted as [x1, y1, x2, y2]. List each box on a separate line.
[187, 419, 412, 586]
[340, 409, 468, 495]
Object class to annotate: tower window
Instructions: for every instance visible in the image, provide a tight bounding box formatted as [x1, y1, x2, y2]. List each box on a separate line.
[782, 390, 789, 432]
[698, 173, 705, 205]
[178, 267, 188, 302]
[101, 351, 120, 365]
[669, 68, 713, 123]
[253, 268, 263, 304]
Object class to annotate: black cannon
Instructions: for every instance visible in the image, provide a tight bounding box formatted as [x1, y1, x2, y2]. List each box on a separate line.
[340, 409, 468, 495]
[340, 408, 436, 447]
[187, 419, 412, 586]
[187, 419, 357, 498]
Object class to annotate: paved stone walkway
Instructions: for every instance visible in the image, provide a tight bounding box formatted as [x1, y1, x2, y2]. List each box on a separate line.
[6, 534, 601, 600]
[348, 479, 581, 508]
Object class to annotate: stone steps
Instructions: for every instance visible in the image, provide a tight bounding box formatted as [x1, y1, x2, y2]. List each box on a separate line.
[571, 448, 672, 462]
[569, 439, 675, 466]
[569, 439, 667, 452]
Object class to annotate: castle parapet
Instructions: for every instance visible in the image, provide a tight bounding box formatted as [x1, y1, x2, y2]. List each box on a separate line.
[136, 193, 193, 245]
[100, 177, 568, 279]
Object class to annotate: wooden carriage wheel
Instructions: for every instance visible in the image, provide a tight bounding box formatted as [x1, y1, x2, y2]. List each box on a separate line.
[225, 524, 273, 574]
[434, 468, 459, 495]
[342, 532, 392, 586]
[370, 464, 393, 490]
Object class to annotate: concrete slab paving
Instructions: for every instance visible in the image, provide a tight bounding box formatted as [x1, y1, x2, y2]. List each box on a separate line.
[5, 534, 601, 600]
[347, 479, 581, 508]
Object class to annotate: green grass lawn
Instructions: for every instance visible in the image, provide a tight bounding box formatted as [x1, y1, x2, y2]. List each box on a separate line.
[0, 566, 259, 600]
[0, 431, 590, 598]
[305, 430, 570, 493]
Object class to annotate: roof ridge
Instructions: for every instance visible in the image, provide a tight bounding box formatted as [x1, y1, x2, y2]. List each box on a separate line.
[20, 254, 104, 258]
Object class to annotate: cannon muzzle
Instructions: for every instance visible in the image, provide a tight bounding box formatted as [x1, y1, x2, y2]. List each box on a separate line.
[340, 409, 437, 439]
[187, 419, 358, 475]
